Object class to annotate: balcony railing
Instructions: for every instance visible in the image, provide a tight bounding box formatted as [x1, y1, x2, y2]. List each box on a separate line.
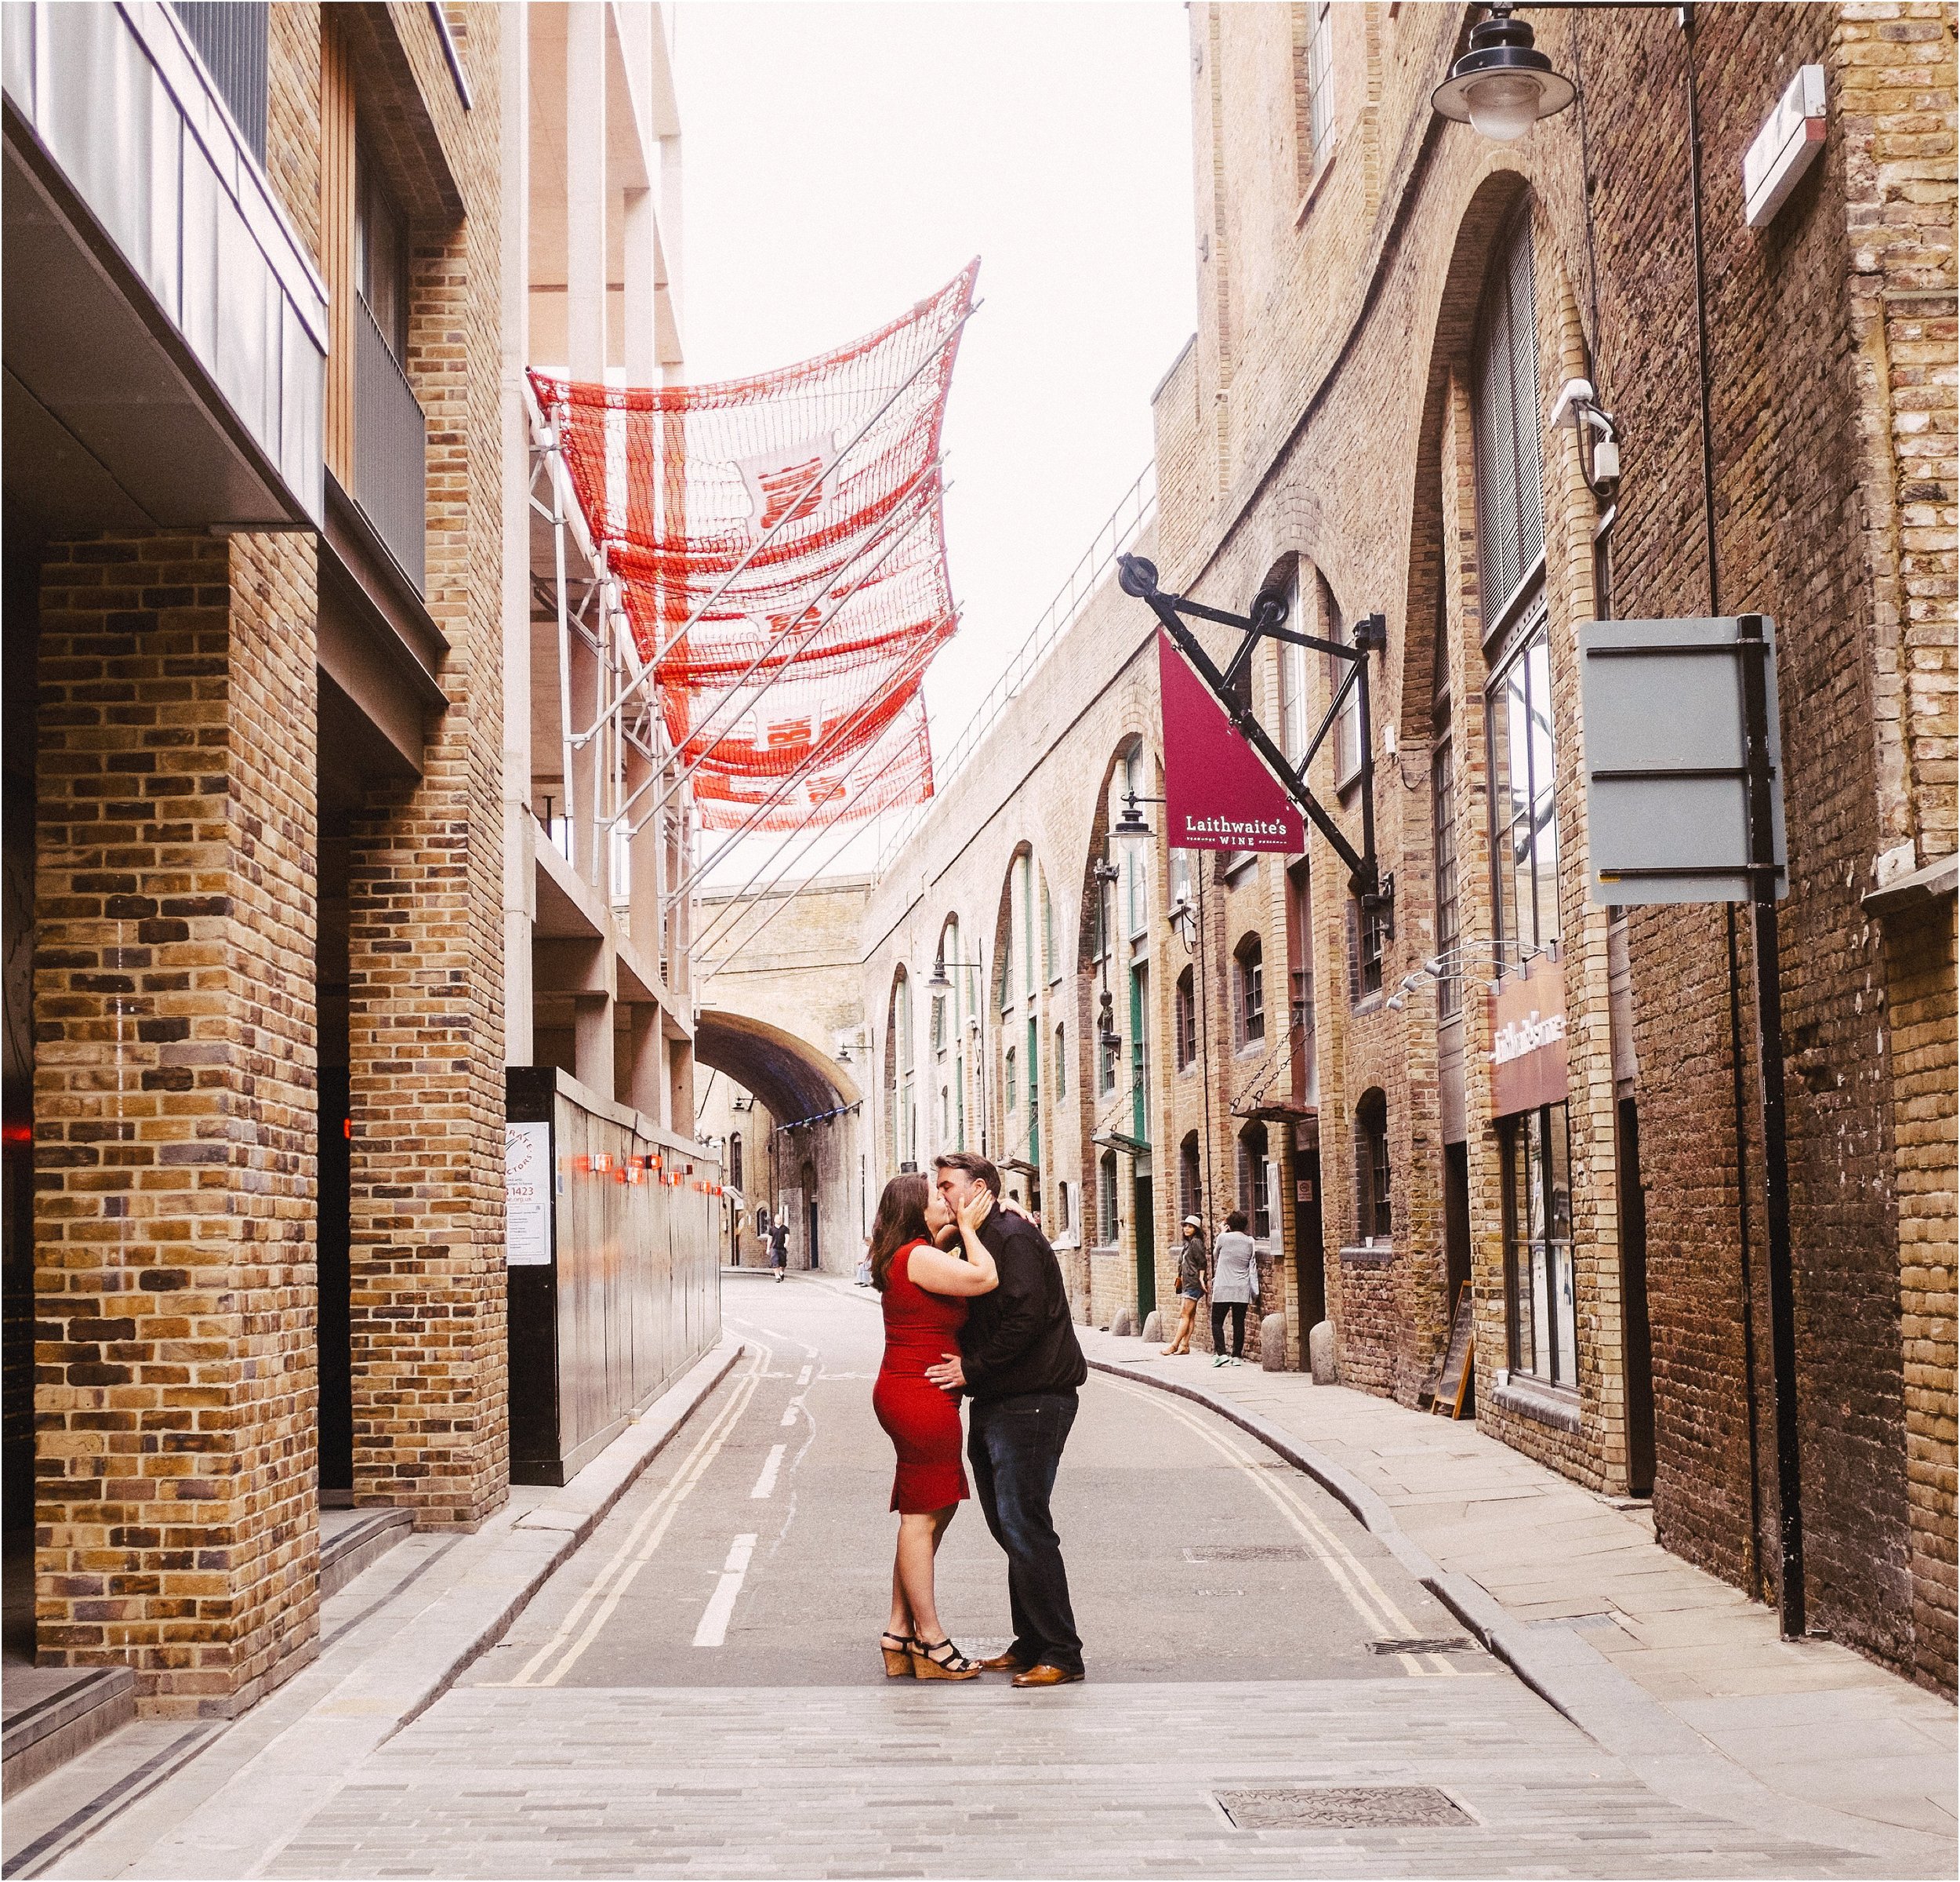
[353, 295, 427, 593]
[169, 2, 267, 162]
[2, 0, 325, 523]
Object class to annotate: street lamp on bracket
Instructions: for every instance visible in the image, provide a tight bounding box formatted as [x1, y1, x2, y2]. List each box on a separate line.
[1431, 2, 1575, 142]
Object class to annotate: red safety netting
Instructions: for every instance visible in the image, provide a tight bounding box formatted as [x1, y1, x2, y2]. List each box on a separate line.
[530, 261, 975, 830]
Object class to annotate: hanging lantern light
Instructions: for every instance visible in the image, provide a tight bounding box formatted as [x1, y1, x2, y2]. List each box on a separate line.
[1432, 5, 1575, 144]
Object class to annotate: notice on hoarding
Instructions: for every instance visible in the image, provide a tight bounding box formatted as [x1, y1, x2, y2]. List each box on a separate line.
[1157, 630, 1304, 853]
[506, 1121, 553, 1266]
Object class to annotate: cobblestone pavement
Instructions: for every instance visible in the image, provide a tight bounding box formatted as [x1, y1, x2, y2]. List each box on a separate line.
[37, 1277, 1909, 1877]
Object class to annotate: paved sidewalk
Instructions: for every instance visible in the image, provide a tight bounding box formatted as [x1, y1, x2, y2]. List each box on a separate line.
[5, 1338, 743, 1880]
[1083, 1328, 1956, 1871]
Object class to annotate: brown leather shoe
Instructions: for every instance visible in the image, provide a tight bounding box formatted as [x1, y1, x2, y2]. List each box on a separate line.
[977, 1651, 1029, 1673]
[1010, 1663, 1084, 1688]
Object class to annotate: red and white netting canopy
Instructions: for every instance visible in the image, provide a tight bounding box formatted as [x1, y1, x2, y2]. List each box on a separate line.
[531, 261, 976, 832]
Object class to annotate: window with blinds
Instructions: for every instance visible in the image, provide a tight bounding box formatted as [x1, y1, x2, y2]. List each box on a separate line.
[1472, 205, 1546, 627]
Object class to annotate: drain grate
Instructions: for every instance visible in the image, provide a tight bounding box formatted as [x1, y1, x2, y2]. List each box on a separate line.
[1214, 1785, 1470, 1830]
[1183, 1543, 1315, 1563]
[1367, 1635, 1478, 1655]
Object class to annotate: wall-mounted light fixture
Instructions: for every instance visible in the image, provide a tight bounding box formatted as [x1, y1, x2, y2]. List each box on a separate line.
[1549, 376, 1621, 499]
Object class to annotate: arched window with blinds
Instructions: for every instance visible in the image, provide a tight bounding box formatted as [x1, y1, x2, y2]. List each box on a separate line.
[1472, 203, 1545, 625]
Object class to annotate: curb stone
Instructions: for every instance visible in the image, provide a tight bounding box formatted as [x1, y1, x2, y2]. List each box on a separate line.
[1084, 1353, 1946, 1869]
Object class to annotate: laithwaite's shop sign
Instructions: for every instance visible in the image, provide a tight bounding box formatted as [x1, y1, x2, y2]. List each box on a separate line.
[1487, 951, 1569, 1115]
[1158, 630, 1305, 852]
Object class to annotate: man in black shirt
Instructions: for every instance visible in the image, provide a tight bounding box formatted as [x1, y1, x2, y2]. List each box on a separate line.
[924, 1151, 1087, 1687]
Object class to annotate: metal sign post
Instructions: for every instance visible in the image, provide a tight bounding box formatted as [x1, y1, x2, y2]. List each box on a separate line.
[1580, 614, 1803, 1638]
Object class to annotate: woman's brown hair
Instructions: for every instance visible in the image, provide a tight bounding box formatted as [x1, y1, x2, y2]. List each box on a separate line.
[869, 1172, 932, 1292]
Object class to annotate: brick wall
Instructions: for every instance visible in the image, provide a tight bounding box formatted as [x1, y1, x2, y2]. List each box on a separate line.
[34, 532, 321, 1713]
[345, 3, 509, 1526]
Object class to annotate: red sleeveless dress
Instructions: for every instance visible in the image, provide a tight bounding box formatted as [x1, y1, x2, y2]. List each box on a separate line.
[873, 1241, 970, 1513]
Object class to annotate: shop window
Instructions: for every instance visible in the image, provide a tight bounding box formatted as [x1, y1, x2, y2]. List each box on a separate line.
[1175, 966, 1197, 1070]
[1005, 1046, 1017, 1113]
[1487, 615, 1560, 965]
[1323, 575, 1363, 788]
[1504, 1101, 1576, 1388]
[1472, 201, 1546, 625]
[1356, 1088, 1391, 1241]
[1305, 0, 1334, 177]
[1432, 729, 1461, 1017]
[1278, 567, 1308, 766]
[730, 1136, 743, 1194]
[1235, 936, 1265, 1045]
[1287, 860, 1317, 1105]
[1099, 1150, 1120, 1246]
[1238, 1121, 1272, 1240]
[1180, 1132, 1203, 1223]
[1054, 1022, 1066, 1099]
[1352, 893, 1388, 1000]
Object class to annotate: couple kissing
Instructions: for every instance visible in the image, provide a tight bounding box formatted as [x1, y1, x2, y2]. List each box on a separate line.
[866, 1152, 1087, 1687]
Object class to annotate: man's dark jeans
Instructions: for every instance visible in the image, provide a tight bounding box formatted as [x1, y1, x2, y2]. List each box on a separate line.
[967, 1390, 1081, 1677]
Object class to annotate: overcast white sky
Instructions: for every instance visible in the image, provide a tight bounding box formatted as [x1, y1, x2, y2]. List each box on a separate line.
[675, 3, 1196, 893]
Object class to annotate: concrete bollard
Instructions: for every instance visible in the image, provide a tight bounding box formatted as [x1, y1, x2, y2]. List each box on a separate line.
[1141, 1310, 1163, 1343]
[1308, 1319, 1338, 1384]
[1110, 1306, 1136, 1338]
[1259, 1313, 1287, 1371]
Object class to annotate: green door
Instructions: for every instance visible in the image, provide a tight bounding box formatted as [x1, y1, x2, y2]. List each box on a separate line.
[1134, 1174, 1156, 1321]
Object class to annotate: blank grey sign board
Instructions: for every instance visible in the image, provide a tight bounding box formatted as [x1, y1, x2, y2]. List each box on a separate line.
[1578, 616, 1788, 906]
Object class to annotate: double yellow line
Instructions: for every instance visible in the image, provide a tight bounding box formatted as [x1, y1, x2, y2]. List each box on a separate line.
[1102, 1376, 1463, 1677]
[510, 1340, 774, 1688]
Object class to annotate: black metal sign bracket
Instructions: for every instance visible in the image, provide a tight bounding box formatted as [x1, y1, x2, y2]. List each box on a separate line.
[1118, 554, 1388, 908]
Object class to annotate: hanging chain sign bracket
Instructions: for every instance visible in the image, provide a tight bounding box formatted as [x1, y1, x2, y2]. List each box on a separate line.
[1116, 554, 1388, 907]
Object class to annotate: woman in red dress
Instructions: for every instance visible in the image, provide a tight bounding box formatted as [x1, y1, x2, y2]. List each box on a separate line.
[869, 1172, 999, 1681]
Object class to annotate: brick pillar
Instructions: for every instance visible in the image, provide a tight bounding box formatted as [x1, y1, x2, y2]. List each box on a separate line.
[344, 96, 507, 1526]
[34, 532, 319, 1714]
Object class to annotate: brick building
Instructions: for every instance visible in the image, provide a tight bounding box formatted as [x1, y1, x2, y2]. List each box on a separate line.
[2, 1, 717, 1722]
[833, 2, 1954, 1695]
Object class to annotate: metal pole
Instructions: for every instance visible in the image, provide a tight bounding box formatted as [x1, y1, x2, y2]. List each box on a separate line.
[550, 425, 577, 852]
[1738, 614, 1803, 1638]
[571, 303, 981, 747]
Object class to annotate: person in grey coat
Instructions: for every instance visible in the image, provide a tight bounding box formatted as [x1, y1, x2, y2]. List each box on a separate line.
[1209, 1211, 1258, 1366]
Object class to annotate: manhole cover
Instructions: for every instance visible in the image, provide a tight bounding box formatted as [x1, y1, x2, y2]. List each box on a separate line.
[1214, 1786, 1469, 1829]
[1367, 1635, 1478, 1655]
[1183, 1544, 1314, 1562]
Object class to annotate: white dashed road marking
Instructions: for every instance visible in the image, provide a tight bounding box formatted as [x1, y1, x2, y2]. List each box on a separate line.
[749, 1444, 786, 1500]
[692, 1534, 757, 1648]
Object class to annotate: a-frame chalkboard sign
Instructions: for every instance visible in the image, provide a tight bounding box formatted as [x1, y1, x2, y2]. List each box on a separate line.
[1432, 1284, 1474, 1420]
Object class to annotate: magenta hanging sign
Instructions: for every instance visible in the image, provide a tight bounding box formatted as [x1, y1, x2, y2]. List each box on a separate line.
[1157, 630, 1305, 852]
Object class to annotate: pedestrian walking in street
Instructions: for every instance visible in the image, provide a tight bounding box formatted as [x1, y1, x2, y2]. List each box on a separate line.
[1210, 1212, 1258, 1365]
[768, 1216, 789, 1282]
[1163, 1215, 1207, 1355]
[926, 1151, 1090, 1689]
[869, 1172, 999, 1682]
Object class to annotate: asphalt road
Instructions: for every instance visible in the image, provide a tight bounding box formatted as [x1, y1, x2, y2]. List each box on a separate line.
[466, 1272, 1481, 1691]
